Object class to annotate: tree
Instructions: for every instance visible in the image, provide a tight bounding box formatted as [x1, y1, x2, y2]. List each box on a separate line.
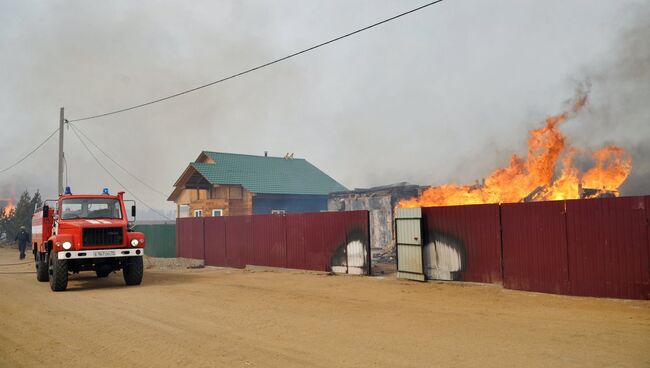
[31, 190, 43, 212]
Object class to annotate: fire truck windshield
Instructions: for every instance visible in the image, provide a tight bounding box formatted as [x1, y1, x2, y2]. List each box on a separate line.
[60, 198, 122, 220]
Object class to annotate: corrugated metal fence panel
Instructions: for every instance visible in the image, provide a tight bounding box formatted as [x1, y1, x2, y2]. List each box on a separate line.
[176, 217, 205, 259]
[501, 201, 569, 294]
[284, 211, 370, 272]
[343, 210, 371, 275]
[566, 196, 650, 300]
[422, 204, 502, 283]
[647, 195, 650, 275]
[224, 216, 253, 268]
[252, 214, 287, 268]
[134, 224, 176, 258]
[305, 212, 348, 272]
[179, 211, 371, 273]
[285, 214, 307, 270]
[204, 217, 227, 267]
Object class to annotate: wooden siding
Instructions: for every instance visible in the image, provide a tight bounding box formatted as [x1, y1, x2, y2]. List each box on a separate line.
[180, 185, 253, 217]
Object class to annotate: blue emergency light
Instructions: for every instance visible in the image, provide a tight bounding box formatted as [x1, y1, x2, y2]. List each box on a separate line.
[102, 188, 110, 195]
[64, 186, 72, 195]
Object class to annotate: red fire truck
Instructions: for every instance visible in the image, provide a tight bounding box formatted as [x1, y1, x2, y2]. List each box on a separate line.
[32, 187, 146, 291]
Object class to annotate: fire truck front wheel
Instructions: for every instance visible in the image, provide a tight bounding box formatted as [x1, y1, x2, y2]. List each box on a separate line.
[123, 257, 143, 286]
[48, 253, 68, 292]
[35, 252, 49, 282]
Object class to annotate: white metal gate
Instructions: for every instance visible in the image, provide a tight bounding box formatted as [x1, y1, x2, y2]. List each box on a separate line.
[395, 207, 425, 281]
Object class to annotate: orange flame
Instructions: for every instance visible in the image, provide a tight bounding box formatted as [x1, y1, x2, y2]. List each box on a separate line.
[1, 199, 15, 217]
[398, 92, 632, 208]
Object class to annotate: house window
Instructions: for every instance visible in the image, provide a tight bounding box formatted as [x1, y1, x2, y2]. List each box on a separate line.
[271, 210, 286, 215]
[212, 209, 223, 217]
[193, 209, 203, 217]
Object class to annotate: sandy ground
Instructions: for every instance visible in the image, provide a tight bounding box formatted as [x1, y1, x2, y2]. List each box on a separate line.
[0, 245, 648, 368]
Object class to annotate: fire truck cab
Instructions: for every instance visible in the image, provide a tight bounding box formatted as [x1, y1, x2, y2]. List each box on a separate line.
[32, 187, 146, 291]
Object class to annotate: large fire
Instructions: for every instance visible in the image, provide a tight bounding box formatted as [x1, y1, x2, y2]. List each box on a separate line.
[1, 198, 15, 217]
[398, 91, 632, 208]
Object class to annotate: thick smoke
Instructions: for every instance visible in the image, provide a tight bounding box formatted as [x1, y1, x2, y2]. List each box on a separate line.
[581, 7, 650, 195]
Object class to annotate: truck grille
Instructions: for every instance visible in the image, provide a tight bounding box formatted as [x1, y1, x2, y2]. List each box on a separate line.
[83, 227, 123, 246]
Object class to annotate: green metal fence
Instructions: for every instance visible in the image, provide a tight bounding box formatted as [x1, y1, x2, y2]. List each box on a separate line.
[134, 224, 176, 258]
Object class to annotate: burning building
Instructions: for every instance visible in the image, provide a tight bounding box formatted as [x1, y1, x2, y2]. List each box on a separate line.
[398, 90, 632, 208]
[328, 183, 423, 254]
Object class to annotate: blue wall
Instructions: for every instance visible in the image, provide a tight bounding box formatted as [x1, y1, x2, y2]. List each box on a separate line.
[252, 194, 328, 214]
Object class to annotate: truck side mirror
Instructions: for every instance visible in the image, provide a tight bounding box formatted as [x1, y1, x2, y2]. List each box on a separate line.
[131, 205, 136, 218]
[43, 205, 49, 218]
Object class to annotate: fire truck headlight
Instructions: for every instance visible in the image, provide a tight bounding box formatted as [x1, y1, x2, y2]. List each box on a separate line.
[62, 241, 72, 250]
[130, 239, 139, 247]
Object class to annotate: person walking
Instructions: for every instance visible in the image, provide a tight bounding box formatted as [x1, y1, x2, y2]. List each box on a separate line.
[15, 226, 30, 260]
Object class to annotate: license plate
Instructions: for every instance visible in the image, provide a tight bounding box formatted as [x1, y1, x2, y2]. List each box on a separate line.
[94, 250, 116, 257]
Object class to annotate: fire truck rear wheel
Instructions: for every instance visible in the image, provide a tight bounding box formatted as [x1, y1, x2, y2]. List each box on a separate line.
[123, 257, 143, 286]
[36, 252, 49, 282]
[48, 252, 68, 292]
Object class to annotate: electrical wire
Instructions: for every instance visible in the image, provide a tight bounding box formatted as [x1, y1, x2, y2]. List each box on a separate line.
[0, 128, 59, 174]
[70, 123, 169, 198]
[69, 125, 173, 220]
[68, 0, 446, 122]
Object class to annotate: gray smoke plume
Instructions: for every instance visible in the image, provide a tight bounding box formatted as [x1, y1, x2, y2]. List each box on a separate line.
[574, 4, 650, 195]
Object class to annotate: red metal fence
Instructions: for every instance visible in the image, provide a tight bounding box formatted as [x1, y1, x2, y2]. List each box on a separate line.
[420, 195, 650, 300]
[176, 217, 205, 260]
[501, 201, 569, 295]
[177, 211, 370, 274]
[565, 196, 649, 299]
[501, 196, 650, 300]
[178, 196, 649, 299]
[422, 204, 502, 283]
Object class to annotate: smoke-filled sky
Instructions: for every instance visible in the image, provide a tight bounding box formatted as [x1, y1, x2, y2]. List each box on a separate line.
[1, 0, 648, 218]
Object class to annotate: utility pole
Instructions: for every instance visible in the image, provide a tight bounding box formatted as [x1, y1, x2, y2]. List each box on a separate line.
[58, 107, 64, 195]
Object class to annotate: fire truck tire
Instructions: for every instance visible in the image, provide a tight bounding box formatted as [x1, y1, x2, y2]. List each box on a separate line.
[48, 252, 68, 292]
[36, 252, 49, 282]
[123, 257, 143, 286]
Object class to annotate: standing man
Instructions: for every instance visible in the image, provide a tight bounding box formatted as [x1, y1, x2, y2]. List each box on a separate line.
[15, 226, 30, 260]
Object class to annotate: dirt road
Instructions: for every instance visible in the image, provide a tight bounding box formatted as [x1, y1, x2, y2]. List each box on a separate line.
[0, 245, 648, 367]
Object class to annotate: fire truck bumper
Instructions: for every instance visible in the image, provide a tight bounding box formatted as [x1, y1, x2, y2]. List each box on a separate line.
[57, 249, 144, 260]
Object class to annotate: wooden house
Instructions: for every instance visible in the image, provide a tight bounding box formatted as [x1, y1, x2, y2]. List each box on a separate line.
[168, 151, 347, 217]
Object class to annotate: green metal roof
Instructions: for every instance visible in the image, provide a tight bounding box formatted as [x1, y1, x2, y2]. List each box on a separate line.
[190, 151, 348, 195]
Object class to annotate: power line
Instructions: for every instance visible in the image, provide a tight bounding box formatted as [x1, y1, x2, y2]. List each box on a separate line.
[0, 128, 59, 174]
[70, 123, 169, 198]
[70, 125, 172, 220]
[69, 125, 173, 220]
[69, 0, 446, 122]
